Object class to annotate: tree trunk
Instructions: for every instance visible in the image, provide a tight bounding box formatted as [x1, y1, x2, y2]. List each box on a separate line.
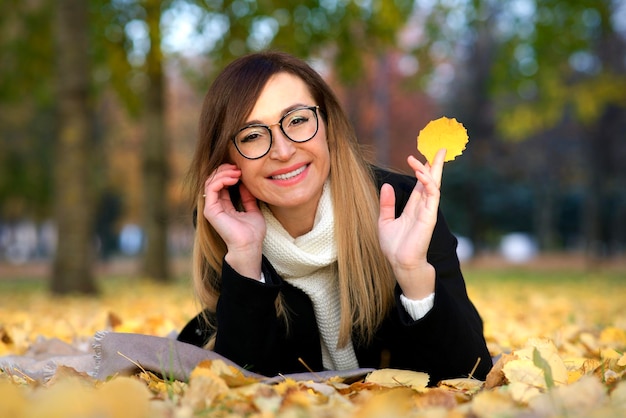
[141, 0, 170, 282]
[373, 54, 390, 166]
[582, 105, 622, 259]
[51, 0, 97, 294]
[448, 17, 497, 251]
[534, 178, 557, 251]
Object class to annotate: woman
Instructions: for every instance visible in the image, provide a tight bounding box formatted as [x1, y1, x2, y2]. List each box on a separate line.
[178, 51, 492, 385]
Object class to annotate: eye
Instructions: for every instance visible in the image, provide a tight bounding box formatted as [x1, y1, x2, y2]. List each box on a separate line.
[237, 127, 269, 143]
[284, 110, 311, 128]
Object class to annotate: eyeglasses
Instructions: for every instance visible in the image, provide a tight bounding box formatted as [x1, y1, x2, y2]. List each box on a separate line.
[233, 105, 320, 160]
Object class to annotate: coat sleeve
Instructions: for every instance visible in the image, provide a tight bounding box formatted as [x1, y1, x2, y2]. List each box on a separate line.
[373, 167, 492, 383]
[389, 210, 492, 384]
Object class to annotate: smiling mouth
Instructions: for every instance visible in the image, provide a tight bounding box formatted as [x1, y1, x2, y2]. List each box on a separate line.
[271, 164, 307, 180]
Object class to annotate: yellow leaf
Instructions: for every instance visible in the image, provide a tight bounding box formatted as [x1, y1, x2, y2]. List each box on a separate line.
[529, 375, 607, 417]
[502, 358, 546, 389]
[610, 379, 626, 405]
[282, 388, 317, 408]
[365, 368, 429, 392]
[601, 348, 622, 360]
[0, 380, 27, 417]
[417, 116, 469, 164]
[138, 371, 170, 395]
[514, 339, 568, 386]
[600, 327, 626, 346]
[274, 378, 300, 396]
[471, 388, 520, 416]
[97, 377, 152, 418]
[198, 359, 258, 387]
[564, 357, 600, 384]
[45, 365, 96, 387]
[438, 377, 484, 393]
[184, 363, 230, 411]
[485, 352, 518, 389]
[352, 387, 415, 418]
[507, 380, 542, 404]
[26, 377, 98, 418]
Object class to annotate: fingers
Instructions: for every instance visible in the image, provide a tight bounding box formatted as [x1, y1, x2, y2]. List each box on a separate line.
[204, 164, 241, 196]
[407, 148, 446, 190]
[239, 182, 261, 213]
[379, 183, 396, 224]
[430, 148, 446, 189]
[202, 164, 241, 219]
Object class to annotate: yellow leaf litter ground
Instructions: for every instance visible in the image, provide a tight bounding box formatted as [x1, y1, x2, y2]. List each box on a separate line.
[1, 257, 625, 417]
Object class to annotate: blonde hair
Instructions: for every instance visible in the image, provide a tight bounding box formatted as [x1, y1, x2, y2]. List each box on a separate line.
[187, 51, 396, 348]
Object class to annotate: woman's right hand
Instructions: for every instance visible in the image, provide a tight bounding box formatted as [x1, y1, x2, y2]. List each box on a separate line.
[203, 163, 266, 280]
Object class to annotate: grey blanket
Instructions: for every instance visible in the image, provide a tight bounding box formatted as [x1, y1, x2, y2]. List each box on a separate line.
[0, 331, 374, 384]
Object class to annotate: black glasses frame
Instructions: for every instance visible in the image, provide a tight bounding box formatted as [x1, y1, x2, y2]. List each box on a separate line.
[232, 105, 320, 160]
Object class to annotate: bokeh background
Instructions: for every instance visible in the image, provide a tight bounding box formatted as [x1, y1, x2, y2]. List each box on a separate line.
[1, 0, 625, 293]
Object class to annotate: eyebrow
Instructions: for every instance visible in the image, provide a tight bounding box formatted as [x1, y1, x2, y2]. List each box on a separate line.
[242, 103, 311, 127]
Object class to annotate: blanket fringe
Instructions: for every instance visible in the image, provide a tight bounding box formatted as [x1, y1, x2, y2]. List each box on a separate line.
[42, 361, 57, 383]
[91, 330, 109, 378]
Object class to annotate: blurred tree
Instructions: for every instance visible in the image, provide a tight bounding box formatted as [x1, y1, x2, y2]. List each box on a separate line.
[184, 0, 414, 82]
[0, 0, 417, 282]
[51, 0, 98, 294]
[114, 0, 414, 280]
[95, 0, 174, 281]
[494, 0, 626, 257]
[405, 0, 626, 254]
[6, 0, 623, 273]
[142, 0, 170, 281]
[0, 0, 56, 222]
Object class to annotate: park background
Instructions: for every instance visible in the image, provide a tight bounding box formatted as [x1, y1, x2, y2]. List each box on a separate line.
[1, 1, 626, 416]
[1, 0, 625, 289]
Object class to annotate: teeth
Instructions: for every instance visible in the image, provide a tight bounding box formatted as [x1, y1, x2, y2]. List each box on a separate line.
[272, 165, 306, 180]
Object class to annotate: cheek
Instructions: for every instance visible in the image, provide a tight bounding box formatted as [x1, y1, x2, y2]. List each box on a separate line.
[238, 169, 256, 186]
[226, 146, 240, 165]
[318, 128, 331, 164]
[237, 161, 265, 189]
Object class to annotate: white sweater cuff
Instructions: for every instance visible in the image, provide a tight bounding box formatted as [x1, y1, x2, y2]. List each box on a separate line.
[400, 292, 435, 321]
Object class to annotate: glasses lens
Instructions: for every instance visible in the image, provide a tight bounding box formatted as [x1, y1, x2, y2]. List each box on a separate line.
[281, 107, 318, 142]
[235, 125, 271, 159]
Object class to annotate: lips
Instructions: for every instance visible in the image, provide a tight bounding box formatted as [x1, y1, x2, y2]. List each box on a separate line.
[270, 164, 308, 180]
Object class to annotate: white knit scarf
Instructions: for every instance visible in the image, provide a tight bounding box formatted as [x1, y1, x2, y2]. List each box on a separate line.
[261, 181, 359, 370]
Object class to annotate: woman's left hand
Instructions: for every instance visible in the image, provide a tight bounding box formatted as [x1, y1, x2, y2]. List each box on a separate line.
[378, 148, 446, 300]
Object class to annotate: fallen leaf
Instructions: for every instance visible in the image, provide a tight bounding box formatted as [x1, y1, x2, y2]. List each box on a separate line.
[485, 353, 518, 389]
[352, 387, 415, 418]
[183, 364, 230, 410]
[98, 377, 152, 418]
[471, 387, 521, 417]
[2, 267, 625, 417]
[600, 326, 626, 347]
[439, 377, 484, 394]
[513, 338, 568, 386]
[529, 375, 607, 416]
[193, 359, 258, 387]
[0, 379, 27, 417]
[365, 368, 429, 392]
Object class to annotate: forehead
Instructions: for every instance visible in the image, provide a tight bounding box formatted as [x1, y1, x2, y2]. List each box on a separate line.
[247, 72, 314, 122]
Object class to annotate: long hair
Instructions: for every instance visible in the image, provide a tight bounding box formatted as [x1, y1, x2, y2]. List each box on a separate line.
[187, 51, 396, 348]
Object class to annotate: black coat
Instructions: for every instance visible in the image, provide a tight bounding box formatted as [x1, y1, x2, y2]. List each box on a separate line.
[178, 167, 492, 385]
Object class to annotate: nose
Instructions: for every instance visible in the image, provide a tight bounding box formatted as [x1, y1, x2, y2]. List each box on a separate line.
[269, 126, 296, 160]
